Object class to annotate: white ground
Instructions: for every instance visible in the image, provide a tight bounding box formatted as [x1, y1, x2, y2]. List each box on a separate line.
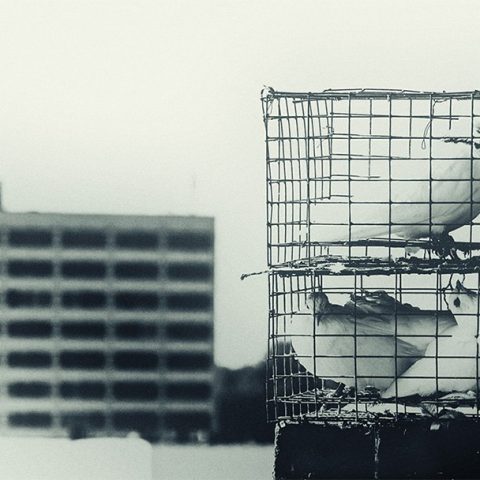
[0, 437, 152, 480]
[0, 439, 273, 480]
[152, 445, 273, 480]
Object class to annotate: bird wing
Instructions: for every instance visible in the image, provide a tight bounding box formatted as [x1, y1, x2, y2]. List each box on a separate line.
[344, 290, 456, 352]
[290, 303, 423, 391]
[346, 290, 419, 316]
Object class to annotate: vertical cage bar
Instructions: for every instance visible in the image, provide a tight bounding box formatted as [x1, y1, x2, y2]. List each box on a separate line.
[470, 94, 475, 258]
[387, 94, 393, 262]
[368, 98, 373, 178]
[284, 99, 296, 263]
[263, 93, 273, 267]
[353, 272, 359, 420]
[434, 270, 440, 412]
[347, 94, 352, 260]
[428, 94, 434, 251]
[306, 95, 312, 265]
[394, 272, 399, 415]
[267, 272, 273, 421]
[476, 270, 480, 418]
[312, 271, 319, 418]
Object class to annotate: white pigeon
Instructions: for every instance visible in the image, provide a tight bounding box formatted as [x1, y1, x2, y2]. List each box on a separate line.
[290, 290, 456, 393]
[382, 280, 480, 398]
[312, 119, 480, 247]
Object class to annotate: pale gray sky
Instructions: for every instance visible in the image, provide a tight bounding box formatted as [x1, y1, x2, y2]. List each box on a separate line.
[0, 0, 479, 368]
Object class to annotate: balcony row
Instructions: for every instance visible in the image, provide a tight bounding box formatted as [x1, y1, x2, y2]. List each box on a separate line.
[0, 380, 212, 401]
[0, 370, 214, 383]
[0, 320, 212, 342]
[1, 259, 213, 281]
[2, 289, 213, 312]
[3, 228, 213, 252]
[4, 410, 212, 431]
[0, 350, 213, 371]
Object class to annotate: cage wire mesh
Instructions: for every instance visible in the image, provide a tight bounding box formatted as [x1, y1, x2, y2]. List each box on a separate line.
[263, 88, 480, 425]
[262, 88, 480, 267]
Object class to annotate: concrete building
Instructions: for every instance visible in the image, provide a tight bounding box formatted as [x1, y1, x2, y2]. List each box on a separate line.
[0, 211, 214, 441]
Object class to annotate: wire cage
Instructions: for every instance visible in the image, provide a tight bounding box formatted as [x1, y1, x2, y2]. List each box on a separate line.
[262, 88, 480, 268]
[267, 269, 480, 424]
[262, 88, 480, 426]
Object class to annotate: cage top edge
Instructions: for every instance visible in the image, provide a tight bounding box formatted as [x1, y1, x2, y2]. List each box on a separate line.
[261, 86, 480, 101]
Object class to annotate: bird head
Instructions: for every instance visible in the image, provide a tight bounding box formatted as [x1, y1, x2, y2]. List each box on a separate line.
[445, 280, 478, 315]
[306, 291, 329, 314]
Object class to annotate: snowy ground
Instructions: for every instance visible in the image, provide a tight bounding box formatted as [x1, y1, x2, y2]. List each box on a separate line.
[0, 437, 152, 480]
[152, 444, 273, 480]
[0, 438, 273, 480]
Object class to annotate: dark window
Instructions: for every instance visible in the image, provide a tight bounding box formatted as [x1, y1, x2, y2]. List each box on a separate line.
[166, 353, 212, 371]
[115, 231, 158, 249]
[166, 294, 212, 311]
[61, 261, 106, 279]
[114, 262, 158, 280]
[113, 351, 159, 370]
[8, 382, 51, 398]
[167, 231, 213, 251]
[60, 321, 106, 339]
[62, 291, 106, 309]
[6, 290, 52, 308]
[113, 382, 159, 401]
[8, 321, 53, 338]
[167, 264, 212, 281]
[113, 411, 159, 431]
[164, 412, 211, 430]
[8, 352, 52, 368]
[8, 229, 52, 247]
[9, 412, 52, 428]
[166, 383, 211, 400]
[8, 260, 53, 277]
[60, 382, 106, 400]
[61, 230, 106, 249]
[60, 351, 106, 370]
[166, 323, 211, 341]
[115, 322, 157, 340]
[61, 412, 105, 429]
[114, 292, 158, 310]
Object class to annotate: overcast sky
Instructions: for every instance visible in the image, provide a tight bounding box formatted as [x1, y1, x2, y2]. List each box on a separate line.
[0, 0, 479, 368]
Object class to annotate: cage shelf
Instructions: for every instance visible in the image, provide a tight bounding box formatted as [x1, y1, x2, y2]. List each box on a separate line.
[273, 254, 480, 276]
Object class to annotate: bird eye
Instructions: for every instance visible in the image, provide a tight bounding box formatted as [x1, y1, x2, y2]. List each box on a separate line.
[454, 297, 461, 307]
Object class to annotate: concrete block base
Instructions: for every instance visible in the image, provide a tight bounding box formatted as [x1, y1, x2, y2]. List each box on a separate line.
[274, 419, 480, 479]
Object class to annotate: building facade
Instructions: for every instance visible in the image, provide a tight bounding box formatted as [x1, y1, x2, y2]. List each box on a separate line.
[0, 212, 214, 441]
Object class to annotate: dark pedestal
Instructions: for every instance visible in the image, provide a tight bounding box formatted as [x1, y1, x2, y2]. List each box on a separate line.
[274, 419, 480, 479]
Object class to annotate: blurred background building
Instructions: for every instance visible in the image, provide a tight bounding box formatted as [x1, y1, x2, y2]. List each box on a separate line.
[0, 211, 214, 441]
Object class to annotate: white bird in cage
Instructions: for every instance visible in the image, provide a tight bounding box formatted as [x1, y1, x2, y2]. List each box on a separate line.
[382, 279, 480, 398]
[313, 119, 480, 255]
[290, 290, 456, 393]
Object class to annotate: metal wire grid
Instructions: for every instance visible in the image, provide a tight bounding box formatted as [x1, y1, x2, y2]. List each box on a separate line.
[262, 89, 480, 267]
[266, 269, 480, 423]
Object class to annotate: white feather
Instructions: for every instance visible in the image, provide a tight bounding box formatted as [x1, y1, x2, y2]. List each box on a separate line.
[290, 291, 456, 393]
[382, 281, 480, 398]
[310, 119, 480, 242]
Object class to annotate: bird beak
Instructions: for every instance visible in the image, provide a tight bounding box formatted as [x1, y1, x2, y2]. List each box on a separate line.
[455, 279, 476, 297]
